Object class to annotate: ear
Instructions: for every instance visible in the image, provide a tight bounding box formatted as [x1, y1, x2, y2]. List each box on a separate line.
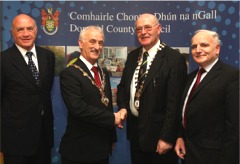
[216, 44, 220, 55]
[157, 24, 162, 34]
[78, 40, 83, 49]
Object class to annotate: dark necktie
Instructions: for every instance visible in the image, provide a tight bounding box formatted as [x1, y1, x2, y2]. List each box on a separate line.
[91, 66, 101, 87]
[134, 51, 149, 109]
[183, 68, 206, 128]
[26, 51, 40, 86]
[137, 51, 149, 86]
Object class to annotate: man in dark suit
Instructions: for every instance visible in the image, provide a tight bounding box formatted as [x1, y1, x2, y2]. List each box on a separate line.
[117, 13, 187, 164]
[1, 14, 55, 164]
[175, 29, 239, 164]
[59, 26, 122, 164]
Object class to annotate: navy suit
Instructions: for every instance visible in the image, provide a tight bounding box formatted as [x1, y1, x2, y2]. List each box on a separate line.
[59, 58, 116, 162]
[179, 60, 239, 164]
[1, 44, 55, 156]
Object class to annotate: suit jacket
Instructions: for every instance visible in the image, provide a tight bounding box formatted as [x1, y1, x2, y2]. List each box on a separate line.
[59, 58, 117, 162]
[117, 44, 187, 151]
[1, 44, 55, 156]
[180, 60, 239, 164]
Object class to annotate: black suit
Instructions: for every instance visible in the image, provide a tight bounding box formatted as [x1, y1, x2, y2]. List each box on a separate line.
[1, 45, 55, 159]
[117, 44, 187, 163]
[59, 58, 116, 163]
[179, 60, 239, 164]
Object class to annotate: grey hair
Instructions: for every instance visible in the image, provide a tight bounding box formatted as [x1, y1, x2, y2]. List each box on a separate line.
[193, 29, 221, 45]
[79, 25, 104, 41]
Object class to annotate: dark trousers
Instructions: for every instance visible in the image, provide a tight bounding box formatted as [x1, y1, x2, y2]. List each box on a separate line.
[130, 116, 178, 164]
[61, 157, 109, 164]
[3, 118, 51, 164]
[130, 143, 178, 164]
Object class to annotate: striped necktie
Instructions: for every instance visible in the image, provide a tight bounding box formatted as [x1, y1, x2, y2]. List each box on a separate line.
[137, 51, 149, 85]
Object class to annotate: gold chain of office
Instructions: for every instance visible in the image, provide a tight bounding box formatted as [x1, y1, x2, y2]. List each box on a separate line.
[134, 42, 166, 109]
[72, 64, 109, 107]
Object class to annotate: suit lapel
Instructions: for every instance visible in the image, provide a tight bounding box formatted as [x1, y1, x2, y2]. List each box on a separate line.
[36, 47, 47, 88]
[76, 58, 94, 80]
[126, 50, 139, 89]
[12, 46, 38, 87]
[189, 61, 222, 101]
[183, 70, 198, 100]
[142, 48, 166, 92]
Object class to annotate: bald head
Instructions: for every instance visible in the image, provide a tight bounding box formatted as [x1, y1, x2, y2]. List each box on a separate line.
[12, 14, 37, 31]
[135, 13, 161, 50]
[135, 13, 159, 27]
[11, 14, 38, 51]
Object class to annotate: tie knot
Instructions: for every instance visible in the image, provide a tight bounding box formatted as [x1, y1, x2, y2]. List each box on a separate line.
[91, 66, 98, 73]
[198, 68, 206, 75]
[143, 51, 149, 57]
[26, 51, 33, 58]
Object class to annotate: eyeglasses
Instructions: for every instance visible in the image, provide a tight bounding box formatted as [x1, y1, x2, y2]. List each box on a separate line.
[135, 24, 159, 33]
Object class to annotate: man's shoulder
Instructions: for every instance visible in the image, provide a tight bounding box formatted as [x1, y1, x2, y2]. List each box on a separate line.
[60, 59, 81, 75]
[1, 45, 17, 60]
[164, 45, 182, 55]
[36, 46, 53, 54]
[35, 46, 55, 62]
[217, 60, 239, 74]
[129, 46, 142, 55]
[1, 45, 16, 54]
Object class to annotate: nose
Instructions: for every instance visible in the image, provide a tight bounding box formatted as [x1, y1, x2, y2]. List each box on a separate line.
[94, 42, 103, 51]
[196, 45, 201, 52]
[94, 43, 100, 49]
[22, 29, 30, 36]
[141, 27, 147, 34]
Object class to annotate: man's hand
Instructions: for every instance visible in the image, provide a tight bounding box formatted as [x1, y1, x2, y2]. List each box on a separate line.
[114, 108, 127, 129]
[114, 112, 122, 128]
[156, 139, 173, 155]
[118, 108, 127, 120]
[174, 138, 186, 159]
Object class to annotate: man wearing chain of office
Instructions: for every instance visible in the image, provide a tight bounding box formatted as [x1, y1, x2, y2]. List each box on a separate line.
[117, 13, 187, 164]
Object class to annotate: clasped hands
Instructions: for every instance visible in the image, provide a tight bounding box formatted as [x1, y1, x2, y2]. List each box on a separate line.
[114, 108, 127, 129]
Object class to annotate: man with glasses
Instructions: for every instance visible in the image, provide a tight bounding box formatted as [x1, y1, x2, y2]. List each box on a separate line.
[117, 13, 187, 164]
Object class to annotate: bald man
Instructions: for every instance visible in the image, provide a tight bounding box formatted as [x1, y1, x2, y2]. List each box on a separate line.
[1, 14, 55, 164]
[117, 13, 187, 164]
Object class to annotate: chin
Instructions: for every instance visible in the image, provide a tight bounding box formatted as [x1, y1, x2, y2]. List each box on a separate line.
[140, 42, 150, 47]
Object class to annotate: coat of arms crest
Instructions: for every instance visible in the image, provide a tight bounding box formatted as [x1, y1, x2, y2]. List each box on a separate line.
[41, 8, 59, 35]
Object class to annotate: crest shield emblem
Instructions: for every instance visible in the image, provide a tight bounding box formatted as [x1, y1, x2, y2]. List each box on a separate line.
[46, 19, 55, 32]
[41, 8, 59, 35]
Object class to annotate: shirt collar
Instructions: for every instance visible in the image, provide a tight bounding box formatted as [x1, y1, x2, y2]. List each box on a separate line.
[142, 40, 160, 58]
[79, 55, 98, 71]
[200, 58, 219, 73]
[15, 44, 37, 57]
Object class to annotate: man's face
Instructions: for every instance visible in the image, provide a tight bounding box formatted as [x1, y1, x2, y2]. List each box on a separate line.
[135, 14, 161, 50]
[11, 15, 37, 51]
[191, 32, 220, 68]
[79, 30, 104, 65]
